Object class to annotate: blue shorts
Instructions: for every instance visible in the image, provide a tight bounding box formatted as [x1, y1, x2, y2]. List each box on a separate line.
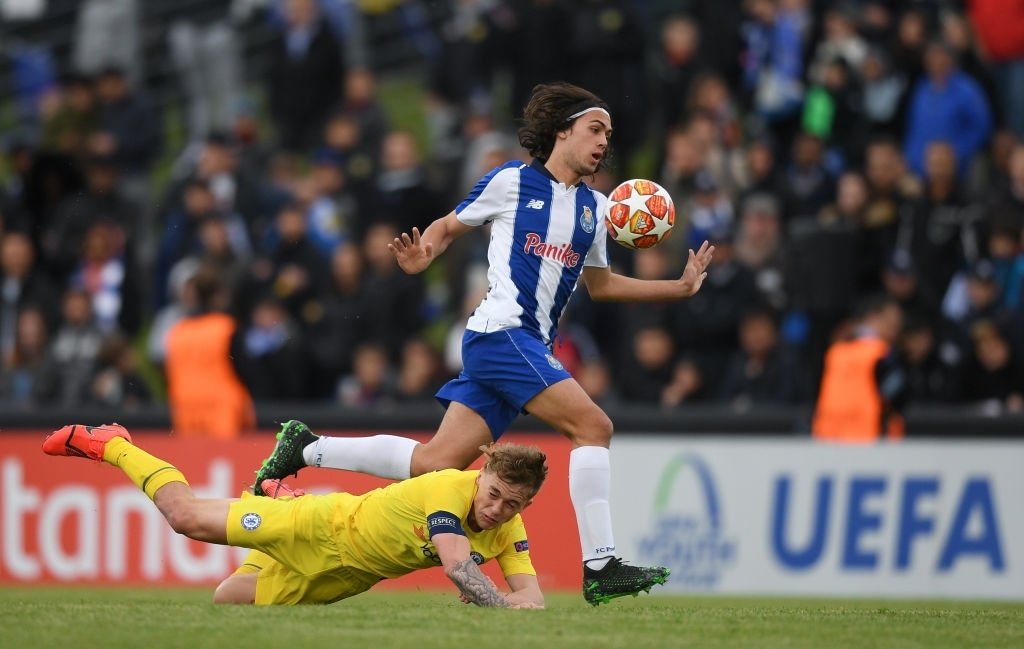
[435, 328, 572, 439]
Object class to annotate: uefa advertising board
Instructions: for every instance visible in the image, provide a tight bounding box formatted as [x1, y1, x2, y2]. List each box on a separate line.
[611, 438, 1024, 599]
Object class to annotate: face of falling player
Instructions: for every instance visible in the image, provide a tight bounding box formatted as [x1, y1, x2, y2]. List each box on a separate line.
[469, 470, 534, 532]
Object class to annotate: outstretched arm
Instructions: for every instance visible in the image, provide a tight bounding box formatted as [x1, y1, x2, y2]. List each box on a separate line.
[434, 533, 513, 608]
[583, 241, 714, 302]
[387, 211, 474, 274]
[502, 573, 544, 608]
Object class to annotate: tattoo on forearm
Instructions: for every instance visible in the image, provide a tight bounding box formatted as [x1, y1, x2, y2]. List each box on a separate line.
[447, 559, 510, 608]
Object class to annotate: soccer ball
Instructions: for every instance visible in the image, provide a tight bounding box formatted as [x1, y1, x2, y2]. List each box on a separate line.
[604, 179, 676, 249]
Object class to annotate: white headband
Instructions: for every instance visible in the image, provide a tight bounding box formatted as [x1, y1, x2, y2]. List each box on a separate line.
[567, 106, 611, 121]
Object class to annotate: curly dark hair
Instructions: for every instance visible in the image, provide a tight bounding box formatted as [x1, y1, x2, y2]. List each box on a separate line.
[517, 82, 612, 165]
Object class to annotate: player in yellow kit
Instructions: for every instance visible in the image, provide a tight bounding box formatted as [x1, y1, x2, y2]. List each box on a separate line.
[41, 423, 546, 608]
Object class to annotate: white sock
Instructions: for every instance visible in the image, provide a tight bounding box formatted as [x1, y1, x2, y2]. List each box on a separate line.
[569, 445, 616, 568]
[302, 435, 418, 480]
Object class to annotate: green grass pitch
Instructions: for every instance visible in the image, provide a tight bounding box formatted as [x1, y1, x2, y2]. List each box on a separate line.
[1, 588, 1021, 649]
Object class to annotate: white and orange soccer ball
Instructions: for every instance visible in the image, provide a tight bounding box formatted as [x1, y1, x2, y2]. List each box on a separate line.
[604, 178, 676, 249]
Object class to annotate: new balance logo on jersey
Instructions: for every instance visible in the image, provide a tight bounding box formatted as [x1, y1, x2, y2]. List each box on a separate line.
[525, 199, 545, 209]
[524, 232, 580, 268]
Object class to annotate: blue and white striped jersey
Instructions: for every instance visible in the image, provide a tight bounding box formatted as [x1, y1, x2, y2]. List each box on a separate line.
[455, 159, 610, 345]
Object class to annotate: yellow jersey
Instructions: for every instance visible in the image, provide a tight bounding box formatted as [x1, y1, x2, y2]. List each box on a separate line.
[337, 469, 535, 579]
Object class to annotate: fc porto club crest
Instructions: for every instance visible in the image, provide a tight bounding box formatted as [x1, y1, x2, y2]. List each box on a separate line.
[580, 205, 595, 233]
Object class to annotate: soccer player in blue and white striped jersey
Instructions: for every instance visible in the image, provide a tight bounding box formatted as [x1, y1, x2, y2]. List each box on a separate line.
[254, 82, 715, 604]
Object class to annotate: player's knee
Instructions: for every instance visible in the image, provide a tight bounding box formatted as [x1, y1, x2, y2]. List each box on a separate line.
[213, 576, 255, 605]
[163, 505, 200, 537]
[566, 410, 613, 446]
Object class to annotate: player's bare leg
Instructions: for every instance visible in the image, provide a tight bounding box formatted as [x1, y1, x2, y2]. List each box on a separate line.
[525, 380, 670, 605]
[150, 482, 232, 544]
[213, 572, 258, 604]
[409, 402, 492, 476]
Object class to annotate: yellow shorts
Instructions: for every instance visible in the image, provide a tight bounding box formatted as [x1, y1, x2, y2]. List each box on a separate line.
[225, 493, 382, 604]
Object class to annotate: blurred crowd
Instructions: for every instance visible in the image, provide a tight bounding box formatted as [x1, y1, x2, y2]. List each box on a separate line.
[0, 0, 1022, 417]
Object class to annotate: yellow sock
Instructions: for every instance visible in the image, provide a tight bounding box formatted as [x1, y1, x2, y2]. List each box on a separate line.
[102, 437, 190, 499]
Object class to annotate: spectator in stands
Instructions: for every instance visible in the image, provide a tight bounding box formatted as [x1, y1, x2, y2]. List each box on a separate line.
[616, 324, 676, 405]
[962, 320, 1024, 413]
[338, 68, 389, 166]
[0, 230, 60, 362]
[562, 0, 647, 165]
[321, 111, 378, 211]
[91, 65, 160, 177]
[812, 294, 907, 443]
[91, 64, 160, 266]
[735, 193, 786, 311]
[73, 0, 142, 87]
[986, 143, 1024, 234]
[165, 133, 265, 242]
[238, 295, 310, 401]
[779, 131, 835, 222]
[337, 341, 395, 406]
[40, 72, 98, 157]
[903, 40, 993, 178]
[156, 179, 251, 309]
[651, 14, 704, 133]
[360, 222, 424, 359]
[718, 305, 803, 407]
[987, 227, 1024, 311]
[0, 306, 50, 406]
[304, 241, 367, 396]
[899, 313, 963, 405]
[808, 4, 867, 86]
[371, 130, 444, 242]
[860, 48, 907, 139]
[736, 135, 783, 205]
[941, 11, 1001, 130]
[900, 141, 984, 310]
[953, 260, 1006, 333]
[250, 202, 330, 327]
[301, 148, 357, 255]
[802, 56, 866, 168]
[35, 288, 104, 407]
[268, 0, 345, 152]
[45, 154, 138, 281]
[740, 0, 808, 128]
[657, 126, 705, 220]
[575, 357, 620, 408]
[661, 355, 708, 407]
[968, 0, 1024, 138]
[88, 333, 151, 408]
[670, 223, 757, 392]
[880, 249, 937, 322]
[164, 264, 254, 438]
[860, 137, 920, 292]
[395, 338, 444, 401]
[684, 169, 734, 251]
[786, 171, 863, 375]
[69, 221, 142, 335]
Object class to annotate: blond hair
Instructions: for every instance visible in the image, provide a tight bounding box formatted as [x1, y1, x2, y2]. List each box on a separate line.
[480, 444, 548, 496]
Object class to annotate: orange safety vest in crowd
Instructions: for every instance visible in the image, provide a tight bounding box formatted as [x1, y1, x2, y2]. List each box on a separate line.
[812, 336, 905, 443]
[165, 313, 255, 439]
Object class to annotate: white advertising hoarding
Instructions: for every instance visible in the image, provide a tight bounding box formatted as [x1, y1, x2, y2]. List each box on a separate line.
[610, 438, 1024, 599]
